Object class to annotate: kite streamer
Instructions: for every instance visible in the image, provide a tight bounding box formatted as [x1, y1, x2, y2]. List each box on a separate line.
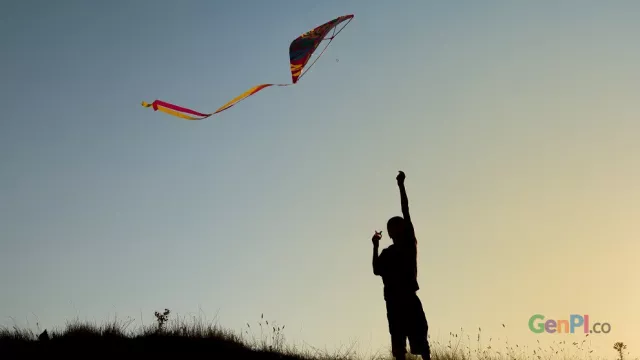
[141, 14, 354, 120]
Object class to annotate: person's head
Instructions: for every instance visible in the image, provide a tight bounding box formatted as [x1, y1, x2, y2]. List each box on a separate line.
[386, 216, 406, 243]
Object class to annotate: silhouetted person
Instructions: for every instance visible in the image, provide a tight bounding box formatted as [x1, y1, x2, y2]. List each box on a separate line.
[372, 171, 430, 360]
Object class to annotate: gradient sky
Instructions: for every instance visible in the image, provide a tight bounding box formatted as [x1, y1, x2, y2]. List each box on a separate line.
[1, 1, 638, 358]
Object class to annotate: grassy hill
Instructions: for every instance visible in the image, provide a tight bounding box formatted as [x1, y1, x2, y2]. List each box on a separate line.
[0, 309, 634, 360]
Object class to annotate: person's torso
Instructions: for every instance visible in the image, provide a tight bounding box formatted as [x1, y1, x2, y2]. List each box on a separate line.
[380, 243, 419, 300]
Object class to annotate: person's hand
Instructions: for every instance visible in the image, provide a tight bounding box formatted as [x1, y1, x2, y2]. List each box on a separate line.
[372, 230, 382, 247]
[396, 171, 406, 185]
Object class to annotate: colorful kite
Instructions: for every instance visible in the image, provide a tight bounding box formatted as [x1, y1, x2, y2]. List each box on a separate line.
[141, 14, 354, 120]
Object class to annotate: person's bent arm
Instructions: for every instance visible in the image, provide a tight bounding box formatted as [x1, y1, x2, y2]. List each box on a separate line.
[372, 231, 383, 275]
[373, 246, 381, 275]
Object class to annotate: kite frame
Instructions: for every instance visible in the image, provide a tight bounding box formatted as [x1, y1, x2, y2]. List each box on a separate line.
[296, 16, 353, 83]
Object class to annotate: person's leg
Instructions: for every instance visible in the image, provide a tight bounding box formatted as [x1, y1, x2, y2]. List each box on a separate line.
[408, 334, 430, 359]
[387, 299, 408, 359]
[390, 333, 407, 360]
[422, 347, 431, 360]
[407, 293, 430, 359]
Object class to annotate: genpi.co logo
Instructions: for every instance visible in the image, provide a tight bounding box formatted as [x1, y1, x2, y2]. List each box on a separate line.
[529, 314, 611, 334]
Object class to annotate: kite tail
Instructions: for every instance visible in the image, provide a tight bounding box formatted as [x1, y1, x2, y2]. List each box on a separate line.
[141, 83, 290, 121]
[141, 100, 211, 120]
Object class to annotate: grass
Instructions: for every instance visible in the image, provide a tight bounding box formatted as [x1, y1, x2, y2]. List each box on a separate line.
[0, 310, 635, 360]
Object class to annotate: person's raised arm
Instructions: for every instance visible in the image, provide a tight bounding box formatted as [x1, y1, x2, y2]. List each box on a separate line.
[396, 171, 416, 243]
[397, 171, 411, 223]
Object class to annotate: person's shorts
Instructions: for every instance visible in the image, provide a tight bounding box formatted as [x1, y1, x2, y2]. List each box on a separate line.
[385, 292, 429, 357]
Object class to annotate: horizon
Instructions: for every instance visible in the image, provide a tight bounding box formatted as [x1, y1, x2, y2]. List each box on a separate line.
[1, 1, 638, 358]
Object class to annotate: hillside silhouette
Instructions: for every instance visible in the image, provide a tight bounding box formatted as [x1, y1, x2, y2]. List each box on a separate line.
[0, 309, 634, 360]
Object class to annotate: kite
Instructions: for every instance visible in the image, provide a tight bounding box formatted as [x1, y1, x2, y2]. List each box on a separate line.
[141, 14, 354, 120]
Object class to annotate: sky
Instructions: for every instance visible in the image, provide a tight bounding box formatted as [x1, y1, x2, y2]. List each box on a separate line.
[1, 0, 639, 358]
